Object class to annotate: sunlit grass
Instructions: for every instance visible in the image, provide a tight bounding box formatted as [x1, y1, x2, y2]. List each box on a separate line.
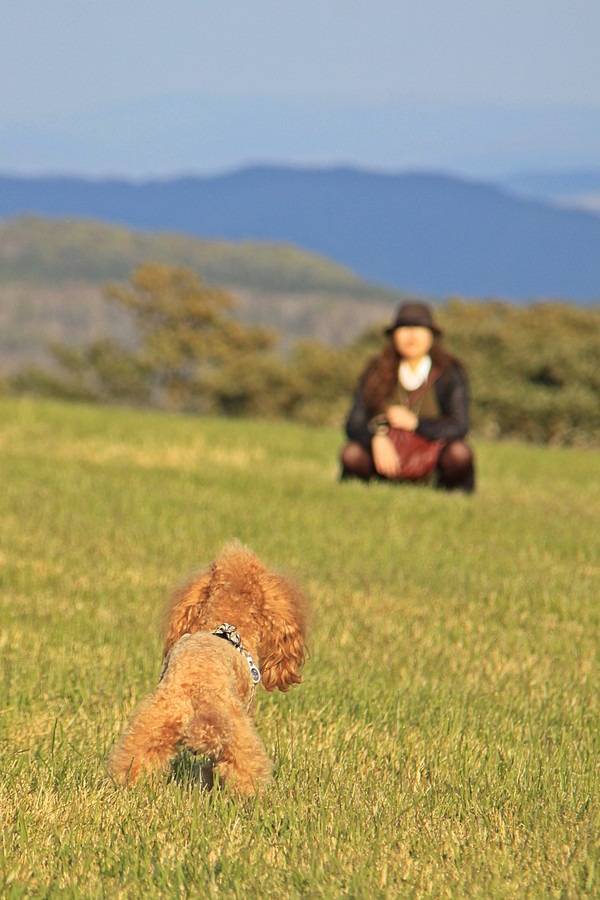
[0, 397, 598, 897]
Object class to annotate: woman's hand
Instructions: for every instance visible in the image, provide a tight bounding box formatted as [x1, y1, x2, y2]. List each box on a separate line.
[386, 405, 418, 431]
[372, 434, 402, 479]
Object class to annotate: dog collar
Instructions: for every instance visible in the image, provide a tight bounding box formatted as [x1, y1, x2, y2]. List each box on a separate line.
[212, 623, 261, 685]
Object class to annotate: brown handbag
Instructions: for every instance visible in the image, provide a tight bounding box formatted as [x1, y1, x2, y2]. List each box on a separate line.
[387, 428, 444, 480]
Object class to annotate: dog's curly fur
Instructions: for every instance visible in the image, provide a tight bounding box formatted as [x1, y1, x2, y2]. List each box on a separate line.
[108, 542, 308, 795]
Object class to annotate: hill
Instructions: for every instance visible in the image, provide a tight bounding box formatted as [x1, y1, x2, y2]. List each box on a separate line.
[2, 166, 600, 301]
[0, 214, 388, 295]
[0, 217, 401, 370]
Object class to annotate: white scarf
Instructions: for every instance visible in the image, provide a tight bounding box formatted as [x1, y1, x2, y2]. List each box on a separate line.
[398, 356, 432, 391]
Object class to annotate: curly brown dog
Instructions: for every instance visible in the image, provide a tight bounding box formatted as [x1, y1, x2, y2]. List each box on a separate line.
[108, 542, 308, 795]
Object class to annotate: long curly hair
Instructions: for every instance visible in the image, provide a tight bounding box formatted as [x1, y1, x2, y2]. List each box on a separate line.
[162, 542, 308, 693]
[361, 336, 461, 415]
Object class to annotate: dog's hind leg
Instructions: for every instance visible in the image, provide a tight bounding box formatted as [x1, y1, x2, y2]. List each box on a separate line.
[108, 688, 190, 784]
[215, 718, 274, 796]
[183, 706, 274, 796]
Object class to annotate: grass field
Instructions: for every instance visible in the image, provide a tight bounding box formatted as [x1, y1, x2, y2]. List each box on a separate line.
[0, 397, 598, 898]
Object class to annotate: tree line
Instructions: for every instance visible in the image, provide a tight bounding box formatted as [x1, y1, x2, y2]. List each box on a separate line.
[5, 263, 599, 447]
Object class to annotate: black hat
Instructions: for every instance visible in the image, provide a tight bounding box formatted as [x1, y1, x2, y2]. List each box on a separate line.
[384, 301, 442, 336]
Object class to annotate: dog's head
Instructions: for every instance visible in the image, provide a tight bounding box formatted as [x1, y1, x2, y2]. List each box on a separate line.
[162, 542, 308, 692]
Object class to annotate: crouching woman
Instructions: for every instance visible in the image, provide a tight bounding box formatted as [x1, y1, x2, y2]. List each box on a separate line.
[340, 301, 475, 492]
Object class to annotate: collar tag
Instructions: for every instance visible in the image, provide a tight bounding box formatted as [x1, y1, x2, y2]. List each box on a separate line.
[212, 623, 261, 685]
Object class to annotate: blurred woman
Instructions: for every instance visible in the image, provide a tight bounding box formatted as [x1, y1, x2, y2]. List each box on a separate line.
[340, 301, 475, 492]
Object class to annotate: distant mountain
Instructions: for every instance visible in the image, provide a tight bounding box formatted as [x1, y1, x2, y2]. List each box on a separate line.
[502, 170, 600, 214]
[1, 166, 600, 302]
[503, 169, 600, 198]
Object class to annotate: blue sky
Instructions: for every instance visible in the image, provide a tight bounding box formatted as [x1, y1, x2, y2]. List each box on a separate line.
[3, 1, 600, 178]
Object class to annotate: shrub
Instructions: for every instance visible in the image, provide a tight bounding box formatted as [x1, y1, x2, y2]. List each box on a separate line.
[9, 266, 600, 446]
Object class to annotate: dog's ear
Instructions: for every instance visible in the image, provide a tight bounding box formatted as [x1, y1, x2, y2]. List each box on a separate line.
[259, 575, 308, 692]
[162, 565, 214, 658]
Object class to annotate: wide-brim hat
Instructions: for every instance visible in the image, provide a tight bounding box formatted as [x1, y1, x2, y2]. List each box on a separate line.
[384, 301, 442, 336]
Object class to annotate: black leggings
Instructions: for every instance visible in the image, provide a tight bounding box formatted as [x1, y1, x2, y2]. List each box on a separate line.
[340, 439, 475, 492]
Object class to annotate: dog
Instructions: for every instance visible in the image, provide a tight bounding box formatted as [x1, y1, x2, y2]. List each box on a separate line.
[108, 542, 308, 795]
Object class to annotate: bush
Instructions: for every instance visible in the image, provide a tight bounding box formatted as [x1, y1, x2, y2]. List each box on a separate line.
[8, 265, 600, 446]
[436, 299, 600, 445]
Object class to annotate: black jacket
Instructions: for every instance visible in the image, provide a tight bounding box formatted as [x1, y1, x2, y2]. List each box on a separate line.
[345, 361, 471, 449]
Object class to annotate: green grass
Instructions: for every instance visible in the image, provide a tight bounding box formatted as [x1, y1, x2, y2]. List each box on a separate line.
[0, 397, 598, 898]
